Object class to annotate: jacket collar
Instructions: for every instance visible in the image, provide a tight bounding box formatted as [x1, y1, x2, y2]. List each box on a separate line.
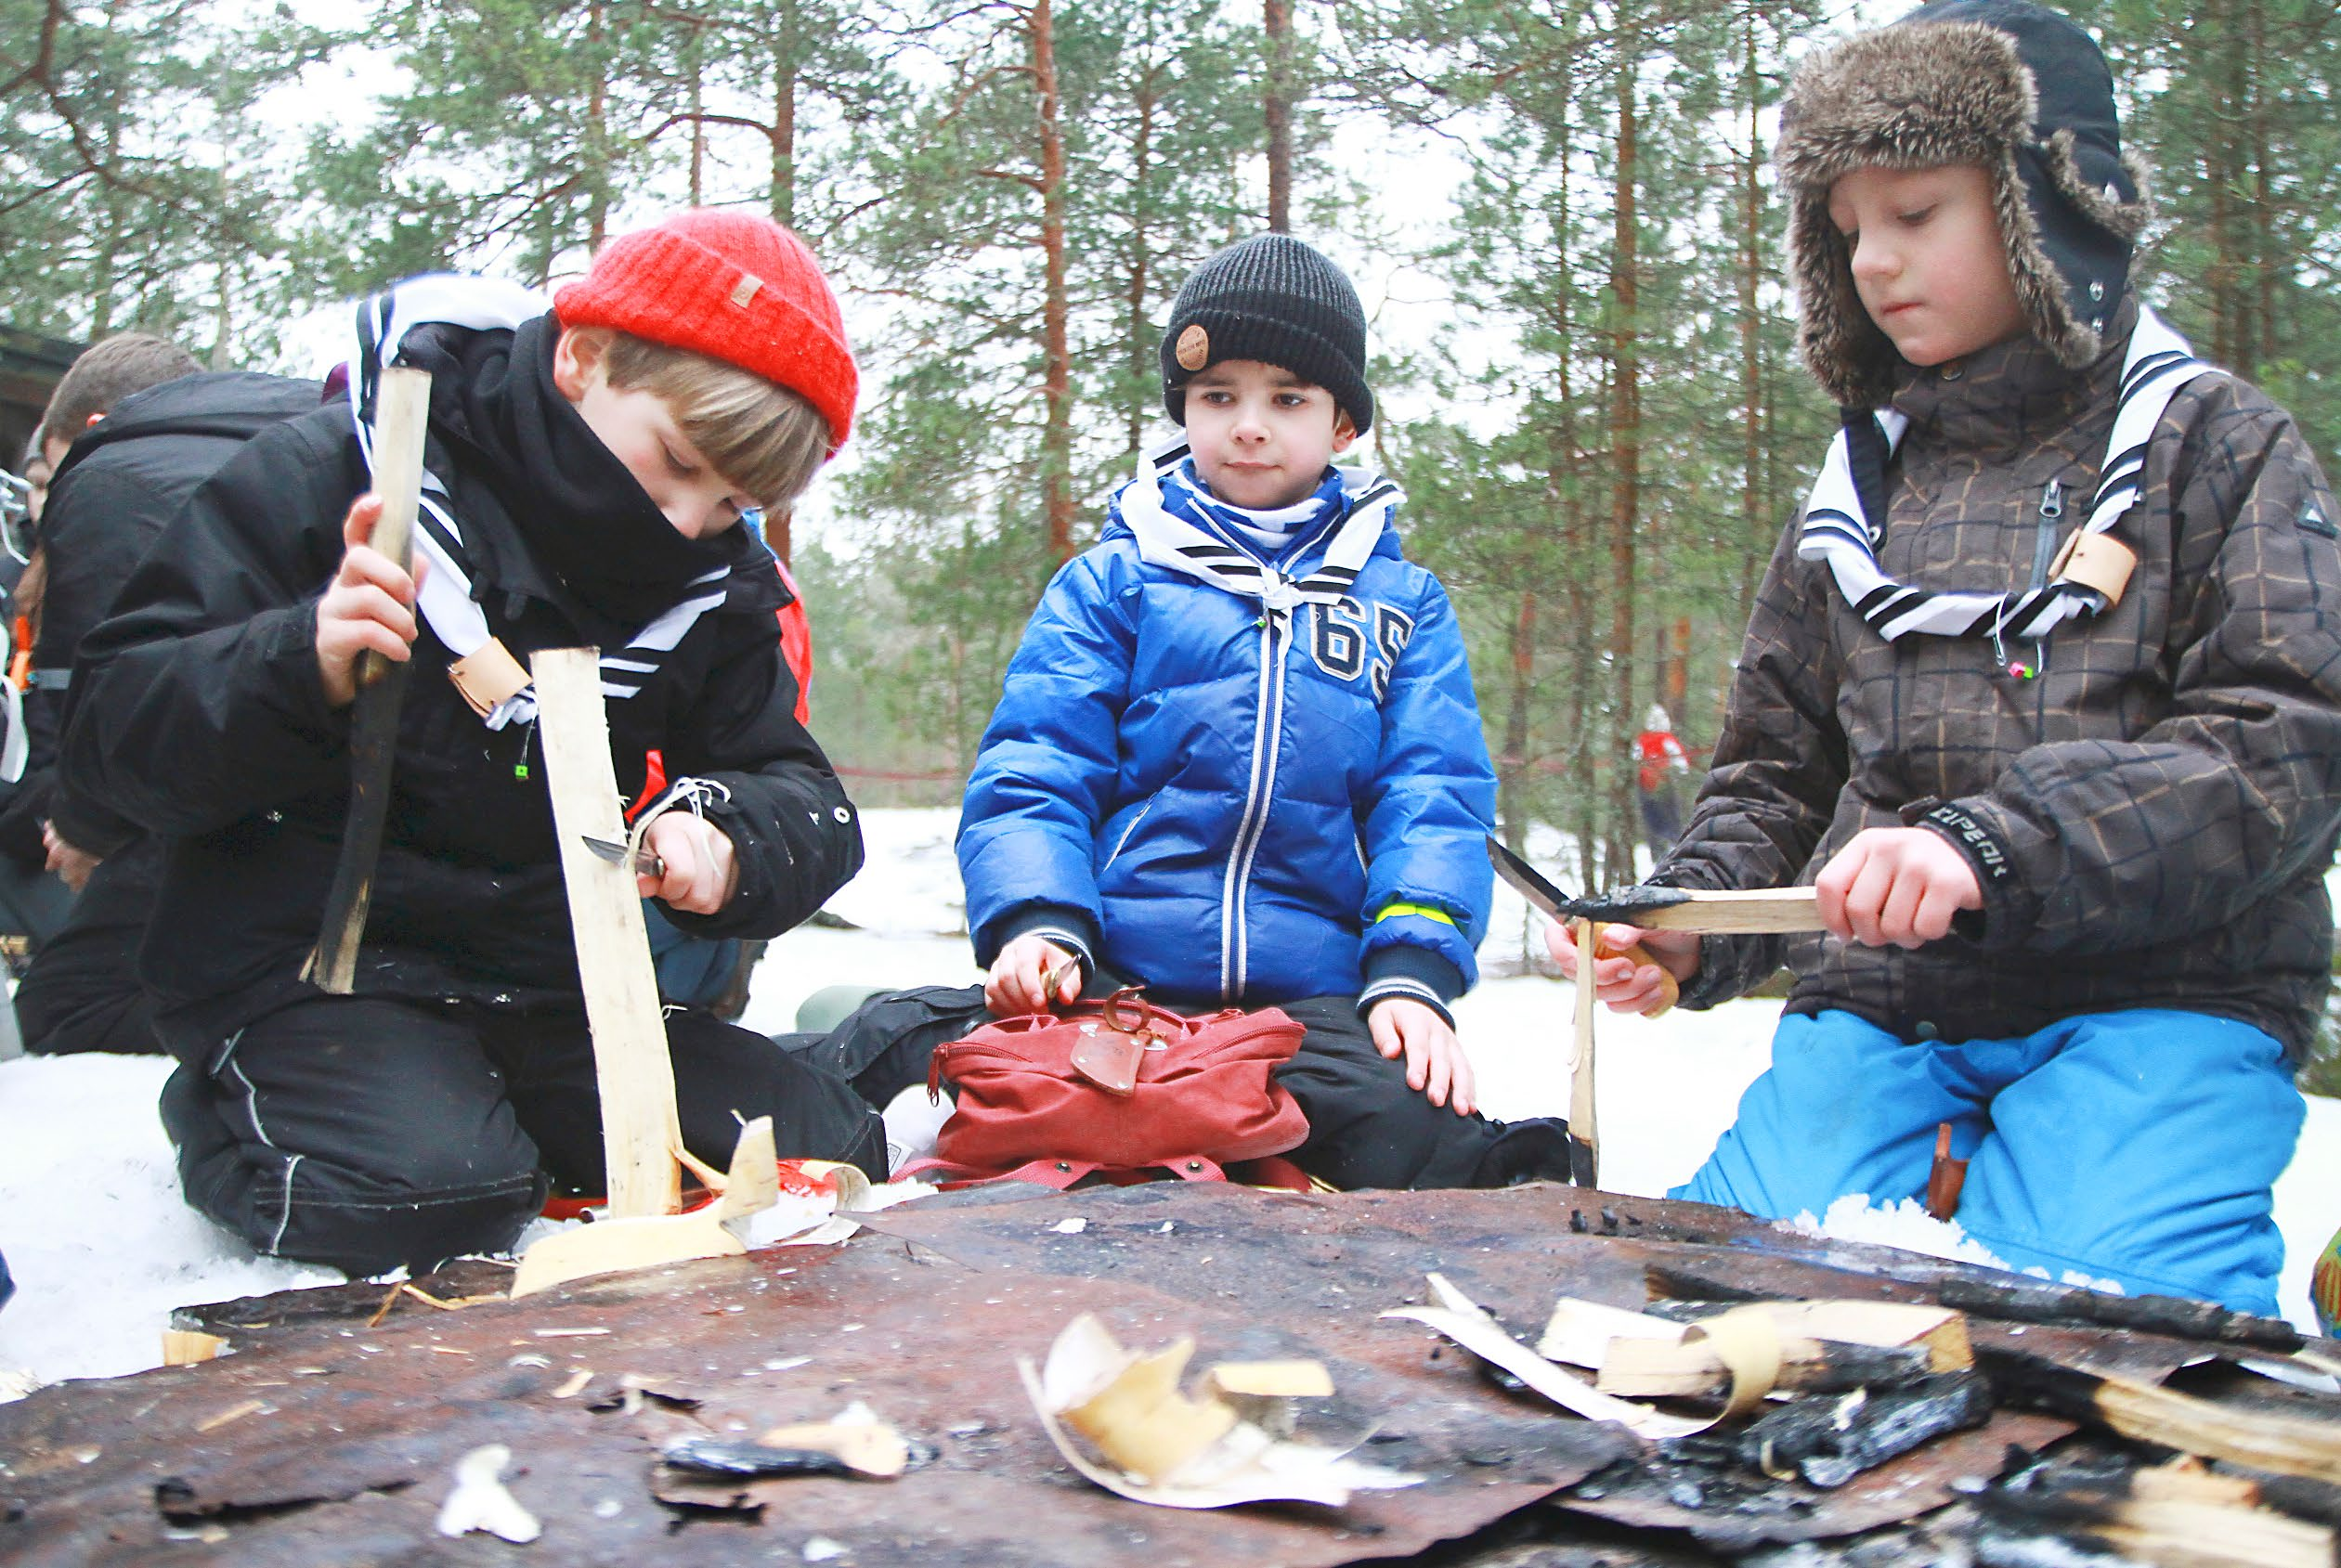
[1889, 292, 2137, 458]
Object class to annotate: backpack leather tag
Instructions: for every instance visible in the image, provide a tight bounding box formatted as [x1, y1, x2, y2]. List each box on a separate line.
[1069, 1024, 1144, 1096]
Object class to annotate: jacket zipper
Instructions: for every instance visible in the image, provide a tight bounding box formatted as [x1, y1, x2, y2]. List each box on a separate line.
[2030, 479, 2063, 590]
[2021, 479, 2063, 680]
[1220, 593, 1291, 1003]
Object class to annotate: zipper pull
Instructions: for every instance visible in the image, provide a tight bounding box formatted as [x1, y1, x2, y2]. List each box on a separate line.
[2039, 479, 2063, 520]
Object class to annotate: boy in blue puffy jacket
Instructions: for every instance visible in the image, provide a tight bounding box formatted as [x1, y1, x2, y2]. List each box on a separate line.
[951, 234, 1573, 1189]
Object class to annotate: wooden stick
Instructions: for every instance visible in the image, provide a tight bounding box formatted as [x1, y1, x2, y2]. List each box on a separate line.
[1568, 917, 1599, 1186]
[1625, 888, 1823, 934]
[532, 647, 682, 1221]
[1978, 1343, 2341, 1484]
[306, 366, 430, 994]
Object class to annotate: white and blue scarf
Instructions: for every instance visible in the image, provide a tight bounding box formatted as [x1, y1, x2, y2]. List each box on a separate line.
[1796, 306, 2217, 642]
[1114, 434, 1399, 620]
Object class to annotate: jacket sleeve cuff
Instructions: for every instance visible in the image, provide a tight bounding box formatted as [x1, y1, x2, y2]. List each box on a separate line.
[1902, 796, 2035, 945]
[1358, 944, 1464, 1027]
[991, 903, 1101, 977]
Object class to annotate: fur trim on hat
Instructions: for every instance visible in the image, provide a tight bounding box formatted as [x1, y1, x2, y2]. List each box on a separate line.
[1778, 13, 2152, 407]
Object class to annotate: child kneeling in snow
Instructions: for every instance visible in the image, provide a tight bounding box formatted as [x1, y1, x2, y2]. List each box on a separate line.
[1555, 1, 2341, 1315]
[59, 213, 886, 1275]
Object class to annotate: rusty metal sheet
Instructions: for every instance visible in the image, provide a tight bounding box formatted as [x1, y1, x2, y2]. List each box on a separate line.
[2, 1183, 1631, 1567]
[0, 1182, 2244, 1567]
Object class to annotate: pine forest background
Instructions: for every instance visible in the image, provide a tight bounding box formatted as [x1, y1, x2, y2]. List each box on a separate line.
[5, 0, 2339, 942]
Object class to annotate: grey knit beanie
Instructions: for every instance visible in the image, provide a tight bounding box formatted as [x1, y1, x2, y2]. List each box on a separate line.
[1161, 234, 1372, 434]
[1777, 0, 2152, 408]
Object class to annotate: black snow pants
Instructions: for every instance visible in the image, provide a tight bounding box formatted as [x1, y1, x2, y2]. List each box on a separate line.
[161, 992, 888, 1276]
[17, 841, 165, 1056]
[774, 985, 1575, 1191]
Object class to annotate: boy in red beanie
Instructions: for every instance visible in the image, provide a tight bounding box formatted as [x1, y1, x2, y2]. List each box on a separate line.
[58, 212, 883, 1276]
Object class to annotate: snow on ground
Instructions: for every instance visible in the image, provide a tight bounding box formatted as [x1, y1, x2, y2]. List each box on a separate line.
[2, 807, 2336, 1393]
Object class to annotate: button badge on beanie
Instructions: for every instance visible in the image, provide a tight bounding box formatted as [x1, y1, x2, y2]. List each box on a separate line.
[1175, 324, 1210, 371]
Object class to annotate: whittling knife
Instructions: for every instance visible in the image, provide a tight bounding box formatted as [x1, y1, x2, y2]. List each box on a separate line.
[1486, 838, 1680, 1014]
[582, 834, 667, 881]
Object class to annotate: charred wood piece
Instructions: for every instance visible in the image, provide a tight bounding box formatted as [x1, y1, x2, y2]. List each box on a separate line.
[1735, 1371, 1994, 1489]
[1977, 1344, 2341, 1483]
[1972, 1457, 2334, 1568]
[1939, 1276, 2302, 1352]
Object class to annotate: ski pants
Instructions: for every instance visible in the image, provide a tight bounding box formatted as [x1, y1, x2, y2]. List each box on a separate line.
[161, 992, 888, 1276]
[1673, 1007, 2303, 1315]
[774, 985, 1577, 1191]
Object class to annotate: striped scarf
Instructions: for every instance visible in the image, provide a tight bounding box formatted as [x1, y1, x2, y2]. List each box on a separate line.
[1115, 434, 1399, 619]
[345, 275, 734, 729]
[1796, 306, 2217, 642]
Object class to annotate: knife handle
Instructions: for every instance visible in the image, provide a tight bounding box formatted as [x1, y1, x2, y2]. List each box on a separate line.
[1583, 928, 1681, 1016]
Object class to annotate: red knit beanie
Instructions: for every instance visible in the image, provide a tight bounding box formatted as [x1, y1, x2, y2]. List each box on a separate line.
[553, 209, 857, 454]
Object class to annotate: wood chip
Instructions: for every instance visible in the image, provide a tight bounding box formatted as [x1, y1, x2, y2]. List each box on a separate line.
[195, 1398, 268, 1433]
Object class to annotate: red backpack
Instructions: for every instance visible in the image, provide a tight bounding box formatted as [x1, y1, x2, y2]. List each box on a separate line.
[901, 989, 1311, 1189]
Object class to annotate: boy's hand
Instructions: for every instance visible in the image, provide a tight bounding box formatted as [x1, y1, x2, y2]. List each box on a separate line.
[316, 493, 423, 708]
[1815, 826, 1982, 948]
[640, 813, 740, 914]
[41, 822, 98, 892]
[985, 933, 1082, 1016]
[1368, 996, 1475, 1116]
[1545, 921, 1698, 1017]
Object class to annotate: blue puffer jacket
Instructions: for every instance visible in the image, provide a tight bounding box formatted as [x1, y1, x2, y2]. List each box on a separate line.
[958, 443, 1497, 1016]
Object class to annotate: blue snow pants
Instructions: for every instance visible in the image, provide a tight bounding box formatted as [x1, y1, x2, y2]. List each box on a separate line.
[1672, 1008, 2303, 1315]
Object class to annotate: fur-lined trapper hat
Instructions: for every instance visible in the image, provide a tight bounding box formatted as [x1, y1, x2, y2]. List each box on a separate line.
[1777, 0, 2151, 408]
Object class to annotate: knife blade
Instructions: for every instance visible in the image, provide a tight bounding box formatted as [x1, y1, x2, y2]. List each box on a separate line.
[582, 834, 667, 881]
[1486, 837, 1678, 1014]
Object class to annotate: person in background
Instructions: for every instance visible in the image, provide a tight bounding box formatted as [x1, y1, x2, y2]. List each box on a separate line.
[1631, 704, 1692, 859]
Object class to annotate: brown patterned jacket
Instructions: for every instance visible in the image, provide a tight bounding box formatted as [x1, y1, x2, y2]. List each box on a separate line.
[1662, 299, 2341, 1055]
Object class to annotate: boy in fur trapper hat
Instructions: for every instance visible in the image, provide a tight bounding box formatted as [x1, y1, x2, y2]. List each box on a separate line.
[59, 213, 887, 1275]
[1553, 2, 2341, 1313]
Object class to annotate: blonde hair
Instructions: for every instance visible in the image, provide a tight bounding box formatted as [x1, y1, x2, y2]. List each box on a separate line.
[602, 331, 831, 511]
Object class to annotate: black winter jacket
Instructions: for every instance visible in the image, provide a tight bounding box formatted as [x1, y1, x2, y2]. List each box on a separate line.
[0, 371, 328, 867]
[59, 323, 862, 1054]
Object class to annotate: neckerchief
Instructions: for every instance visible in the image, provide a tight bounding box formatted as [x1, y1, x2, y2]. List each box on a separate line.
[1115, 434, 1399, 621]
[1795, 305, 2217, 642]
[1161, 461, 1346, 556]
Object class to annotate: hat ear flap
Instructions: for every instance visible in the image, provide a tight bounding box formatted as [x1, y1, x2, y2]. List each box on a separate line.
[2042, 134, 2154, 243]
[1788, 196, 1899, 408]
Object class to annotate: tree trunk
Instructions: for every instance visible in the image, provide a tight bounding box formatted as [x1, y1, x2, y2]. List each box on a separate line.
[1125, 67, 1159, 459]
[688, 45, 705, 206]
[1264, 0, 1293, 232]
[1500, 589, 1536, 854]
[586, 0, 608, 248]
[1033, 0, 1076, 562]
[772, 25, 799, 227]
[1737, 6, 1765, 621]
[1606, 16, 1643, 884]
[2247, 0, 2274, 377]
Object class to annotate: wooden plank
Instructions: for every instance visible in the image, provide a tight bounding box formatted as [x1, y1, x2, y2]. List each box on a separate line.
[531, 646, 681, 1220]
